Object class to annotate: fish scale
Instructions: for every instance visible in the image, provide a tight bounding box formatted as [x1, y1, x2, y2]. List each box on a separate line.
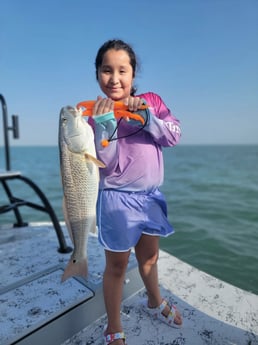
[63, 152, 98, 258]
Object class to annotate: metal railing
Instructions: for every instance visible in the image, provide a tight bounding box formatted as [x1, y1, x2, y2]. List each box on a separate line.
[0, 94, 19, 171]
[0, 94, 72, 253]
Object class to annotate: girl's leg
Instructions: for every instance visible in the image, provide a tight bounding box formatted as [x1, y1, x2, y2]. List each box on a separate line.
[103, 249, 131, 343]
[134, 234, 182, 326]
[135, 235, 161, 306]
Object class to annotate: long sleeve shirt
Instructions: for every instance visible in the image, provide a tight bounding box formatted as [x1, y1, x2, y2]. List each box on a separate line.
[91, 91, 181, 192]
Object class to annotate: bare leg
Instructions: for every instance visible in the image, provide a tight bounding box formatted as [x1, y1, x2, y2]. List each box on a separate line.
[135, 234, 182, 326]
[103, 249, 130, 344]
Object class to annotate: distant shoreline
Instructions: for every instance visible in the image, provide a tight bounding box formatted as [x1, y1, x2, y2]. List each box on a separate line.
[1, 143, 258, 149]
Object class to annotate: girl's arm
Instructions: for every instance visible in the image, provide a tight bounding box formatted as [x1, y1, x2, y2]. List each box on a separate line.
[140, 92, 181, 147]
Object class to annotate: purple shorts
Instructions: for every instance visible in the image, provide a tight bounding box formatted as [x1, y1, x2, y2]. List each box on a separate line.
[96, 188, 174, 252]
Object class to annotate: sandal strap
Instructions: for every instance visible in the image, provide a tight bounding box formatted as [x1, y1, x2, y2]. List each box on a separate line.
[105, 331, 126, 344]
[160, 299, 168, 310]
[159, 300, 177, 318]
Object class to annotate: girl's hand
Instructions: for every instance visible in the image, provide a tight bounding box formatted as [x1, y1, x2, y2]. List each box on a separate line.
[123, 96, 143, 112]
[93, 96, 114, 115]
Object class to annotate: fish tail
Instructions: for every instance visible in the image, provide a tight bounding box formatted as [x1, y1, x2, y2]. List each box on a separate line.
[61, 257, 88, 282]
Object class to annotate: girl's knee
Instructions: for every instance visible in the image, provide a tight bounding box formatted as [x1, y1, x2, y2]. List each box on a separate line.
[137, 251, 159, 267]
[106, 261, 128, 277]
[105, 253, 129, 277]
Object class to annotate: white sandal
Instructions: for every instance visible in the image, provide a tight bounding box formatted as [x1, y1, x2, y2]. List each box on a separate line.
[103, 325, 127, 344]
[142, 299, 182, 329]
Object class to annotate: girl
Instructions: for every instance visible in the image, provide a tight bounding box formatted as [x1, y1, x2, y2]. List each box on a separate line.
[91, 39, 183, 345]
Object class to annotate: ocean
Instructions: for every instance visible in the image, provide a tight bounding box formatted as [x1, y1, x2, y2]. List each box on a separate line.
[0, 145, 258, 295]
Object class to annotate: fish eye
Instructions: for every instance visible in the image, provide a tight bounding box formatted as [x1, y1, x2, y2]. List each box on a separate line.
[62, 117, 67, 125]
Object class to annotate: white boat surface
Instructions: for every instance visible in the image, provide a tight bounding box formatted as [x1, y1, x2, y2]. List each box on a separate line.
[0, 222, 257, 345]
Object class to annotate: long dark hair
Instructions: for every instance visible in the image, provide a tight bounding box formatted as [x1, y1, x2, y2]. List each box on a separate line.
[95, 39, 138, 96]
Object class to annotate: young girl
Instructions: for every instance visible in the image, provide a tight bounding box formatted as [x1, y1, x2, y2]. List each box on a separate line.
[91, 39, 182, 345]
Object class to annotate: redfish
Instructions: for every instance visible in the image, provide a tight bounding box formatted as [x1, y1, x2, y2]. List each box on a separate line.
[58, 106, 105, 282]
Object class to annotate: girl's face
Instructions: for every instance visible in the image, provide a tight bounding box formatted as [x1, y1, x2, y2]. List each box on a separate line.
[97, 49, 134, 101]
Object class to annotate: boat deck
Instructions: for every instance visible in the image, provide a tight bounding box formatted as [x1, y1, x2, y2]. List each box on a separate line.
[0, 222, 257, 345]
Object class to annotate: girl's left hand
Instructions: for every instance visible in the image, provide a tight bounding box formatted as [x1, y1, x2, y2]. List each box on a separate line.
[123, 96, 143, 112]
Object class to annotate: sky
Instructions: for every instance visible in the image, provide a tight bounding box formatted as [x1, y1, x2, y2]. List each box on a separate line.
[0, 0, 257, 146]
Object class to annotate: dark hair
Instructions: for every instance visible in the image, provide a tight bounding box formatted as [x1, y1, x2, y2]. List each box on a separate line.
[95, 39, 138, 95]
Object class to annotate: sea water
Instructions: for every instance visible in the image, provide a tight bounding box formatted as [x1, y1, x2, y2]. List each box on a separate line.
[0, 145, 258, 294]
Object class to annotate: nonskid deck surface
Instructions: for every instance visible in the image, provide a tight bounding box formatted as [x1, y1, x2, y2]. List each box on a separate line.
[0, 223, 258, 345]
[0, 223, 142, 345]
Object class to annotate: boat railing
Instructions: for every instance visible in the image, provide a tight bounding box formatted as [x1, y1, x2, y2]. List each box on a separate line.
[0, 94, 72, 254]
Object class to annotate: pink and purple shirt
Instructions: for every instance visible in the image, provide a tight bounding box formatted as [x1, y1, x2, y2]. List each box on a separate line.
[91, 92, 181, 192]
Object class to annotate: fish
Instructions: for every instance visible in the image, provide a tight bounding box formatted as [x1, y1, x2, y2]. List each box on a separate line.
[58, 105, 105, 282]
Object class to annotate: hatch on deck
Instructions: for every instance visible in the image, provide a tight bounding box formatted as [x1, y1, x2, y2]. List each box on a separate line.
[1, 262, 143, 345]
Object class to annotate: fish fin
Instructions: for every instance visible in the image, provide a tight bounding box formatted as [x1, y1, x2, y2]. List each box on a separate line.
[84, 153, 106, 168]
[61, 257, 88, 282]
[62, 198, 74, 244]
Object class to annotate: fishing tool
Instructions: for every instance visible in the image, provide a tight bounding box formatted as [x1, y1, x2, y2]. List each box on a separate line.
[76, 100, 149, 147]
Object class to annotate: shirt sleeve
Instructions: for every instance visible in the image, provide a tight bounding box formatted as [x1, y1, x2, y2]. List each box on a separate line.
[140, 92, 181, 147]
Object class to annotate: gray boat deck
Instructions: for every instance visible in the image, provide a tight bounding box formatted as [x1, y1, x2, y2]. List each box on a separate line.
[0, 222, 257, 345]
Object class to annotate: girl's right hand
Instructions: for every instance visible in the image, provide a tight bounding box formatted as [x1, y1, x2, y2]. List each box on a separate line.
[92, 96, 114, 115]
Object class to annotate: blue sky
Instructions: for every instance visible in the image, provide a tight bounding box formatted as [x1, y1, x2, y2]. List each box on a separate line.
[1, 0, 257, 146]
